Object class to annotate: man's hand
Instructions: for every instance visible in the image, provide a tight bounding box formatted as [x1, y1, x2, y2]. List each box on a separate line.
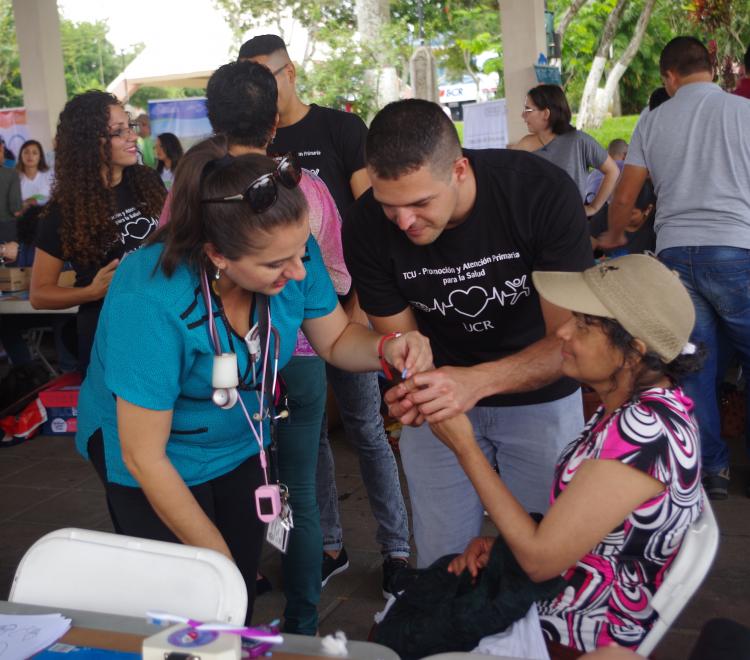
[383, 381, 425, 427]
[405, 365, 482, 422]
[447, 536, 495, 580]
[383, 365, 482, 425]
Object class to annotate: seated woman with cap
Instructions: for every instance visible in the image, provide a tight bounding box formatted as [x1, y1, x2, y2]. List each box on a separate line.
[427, 255, 704, 653]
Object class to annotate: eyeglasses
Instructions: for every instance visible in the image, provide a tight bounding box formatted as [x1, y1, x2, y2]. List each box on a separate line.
[201, 153, 302, 213]
[522, 106, 538, 114]
[108, 121, 141, 139]
[271, 63, 288, 77]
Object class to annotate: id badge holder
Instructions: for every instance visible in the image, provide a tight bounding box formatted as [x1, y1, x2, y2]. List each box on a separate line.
[266, 516, 290, 553]
[265, 484, 293, 554]
[255, 483, 281, 523]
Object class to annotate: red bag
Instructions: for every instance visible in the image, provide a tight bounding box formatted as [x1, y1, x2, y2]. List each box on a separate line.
[0, 397, 47, 448]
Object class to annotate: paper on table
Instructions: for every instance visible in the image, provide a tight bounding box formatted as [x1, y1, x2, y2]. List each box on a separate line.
[0, 613, 72, 660]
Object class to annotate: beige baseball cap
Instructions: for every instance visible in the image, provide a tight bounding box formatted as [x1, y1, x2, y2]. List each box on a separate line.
[532, 255, 695, 362]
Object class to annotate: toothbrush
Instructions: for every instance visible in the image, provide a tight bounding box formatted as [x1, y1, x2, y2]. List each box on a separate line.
[146, 611, 283, 645]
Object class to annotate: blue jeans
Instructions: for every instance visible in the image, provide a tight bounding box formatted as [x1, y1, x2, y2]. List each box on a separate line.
[316, 367, 410, 558]
[659, 246, 750, 474]
[399, 391, 583, 568]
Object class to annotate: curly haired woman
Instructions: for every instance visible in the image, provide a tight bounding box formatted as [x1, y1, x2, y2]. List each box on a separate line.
[31, 90, 166, 371]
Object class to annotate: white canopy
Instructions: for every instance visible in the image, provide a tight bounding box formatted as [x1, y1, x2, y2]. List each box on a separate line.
[107, 24, 235, 102]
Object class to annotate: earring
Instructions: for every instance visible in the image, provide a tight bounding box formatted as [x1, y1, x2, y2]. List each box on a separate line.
[214, 267, 222, 281]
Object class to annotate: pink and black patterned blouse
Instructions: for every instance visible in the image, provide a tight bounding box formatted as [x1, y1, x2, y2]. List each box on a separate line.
[538, 386, 703, 652]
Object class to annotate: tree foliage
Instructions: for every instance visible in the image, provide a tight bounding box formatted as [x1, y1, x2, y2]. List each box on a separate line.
[0, 3, 203, 112]
[550, 0, 684, 113]
[0, 0, 22, 107]
[552, 0, 750, 114]
[214, 0, 502, 116]
[686, 0, 750, 89]
[59, 19, 131, 97]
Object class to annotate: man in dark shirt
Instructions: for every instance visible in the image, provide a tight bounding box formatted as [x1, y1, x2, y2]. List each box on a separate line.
[239, 34, 411, 596]
[343, 99, 593, 567]
[733, 43, 750, 99]
[239, 35, 370, 209]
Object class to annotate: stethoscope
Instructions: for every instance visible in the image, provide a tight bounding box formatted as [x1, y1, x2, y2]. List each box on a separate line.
[199, 264, 286, 418]
[199, 265, 289, 522]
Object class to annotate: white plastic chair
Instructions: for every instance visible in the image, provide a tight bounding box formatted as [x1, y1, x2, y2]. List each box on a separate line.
[637, 493, 720, 656]
[9, 527, 247, 624]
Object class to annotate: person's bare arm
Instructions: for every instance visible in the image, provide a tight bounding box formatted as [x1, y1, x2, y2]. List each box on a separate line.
[598, 164, 649, 249]
[367, 306, 421, 336]
[385, 299, 570, 423]
[30, 248, 118, 309]
[302, 303, 431, 377]
[117, 398, 232, 558]
[349, 167, 371, 199]
[341, 290, 370, 326]
[584, 155, 620, 217]
[508, 134, 540, 152]
[431, 413, 664, 582]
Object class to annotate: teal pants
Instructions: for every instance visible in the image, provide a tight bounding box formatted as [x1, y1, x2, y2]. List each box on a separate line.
[276, 356, 327, 635]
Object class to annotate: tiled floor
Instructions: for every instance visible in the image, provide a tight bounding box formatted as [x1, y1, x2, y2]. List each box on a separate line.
[1, 428, 749, 658]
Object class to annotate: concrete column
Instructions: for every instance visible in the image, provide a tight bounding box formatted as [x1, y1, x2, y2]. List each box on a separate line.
[499, 0, 547, 144]
[12, 0, 67, 153]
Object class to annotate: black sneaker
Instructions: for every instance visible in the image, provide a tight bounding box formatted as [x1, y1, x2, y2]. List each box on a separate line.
[703, 468, 730, 500]
[382, 556, 409, 599]
[321, 547, 349, 588]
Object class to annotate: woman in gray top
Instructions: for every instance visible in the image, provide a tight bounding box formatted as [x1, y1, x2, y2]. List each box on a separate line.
[512, 84, 619, 218]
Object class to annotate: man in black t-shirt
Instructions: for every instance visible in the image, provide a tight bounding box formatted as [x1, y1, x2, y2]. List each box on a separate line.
[239, 35, 412, 596]
[238, 35, 370, 212]
[343, 99, 593, 568]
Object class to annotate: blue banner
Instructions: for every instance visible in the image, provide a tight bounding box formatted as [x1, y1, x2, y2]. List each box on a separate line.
[148, 98, 212, 150]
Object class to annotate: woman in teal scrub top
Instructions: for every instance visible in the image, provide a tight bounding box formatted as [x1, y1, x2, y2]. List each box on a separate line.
[75, 138, 432, 624]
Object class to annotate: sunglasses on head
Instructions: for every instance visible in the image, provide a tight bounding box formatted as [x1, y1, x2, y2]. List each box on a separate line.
[201, 153, 302, 213]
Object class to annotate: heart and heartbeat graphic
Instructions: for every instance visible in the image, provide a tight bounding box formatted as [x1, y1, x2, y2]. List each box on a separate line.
[119, 215, 158, 243]
[410, 276, 531, 318]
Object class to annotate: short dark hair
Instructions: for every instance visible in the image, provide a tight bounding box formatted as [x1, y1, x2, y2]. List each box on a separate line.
[238, 34, 287, 60]
[365, 99, 461, 180]
[648, 86, 670, 110]
[744, 43, 750, 71]
[607, 138, 628, 158]
[659, 37, 712, 76]
[206, 61, 278, 149]
[634, 178, 656, 212]
[526, 84, 574, 135]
